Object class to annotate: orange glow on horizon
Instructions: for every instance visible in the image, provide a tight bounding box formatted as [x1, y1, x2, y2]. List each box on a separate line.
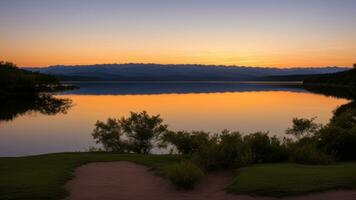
[2, 34, 355, 68]
[3, 52, 355, 68]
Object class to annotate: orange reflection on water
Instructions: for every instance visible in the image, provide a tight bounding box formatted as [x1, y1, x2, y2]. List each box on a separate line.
[59, 91, 348, 135]
[0, 91, 349, 156]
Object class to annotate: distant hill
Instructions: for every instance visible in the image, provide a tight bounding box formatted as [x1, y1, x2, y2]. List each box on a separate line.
[24, 64, 349, 82]
[303, 67, 356, 88]
[254, 74, 321, 82]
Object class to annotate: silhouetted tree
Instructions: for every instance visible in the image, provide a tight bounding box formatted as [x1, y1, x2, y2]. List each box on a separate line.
[286, 118, 321, 140]
[120, 111, 168, 154]
[92, 118, 129, 152]
[161, 131, 212, 154]
[91, 111, 168, 154]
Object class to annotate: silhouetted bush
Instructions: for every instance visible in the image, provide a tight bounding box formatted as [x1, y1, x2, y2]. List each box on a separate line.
[289, 138, 334, 164]
[120, 111, 168, 154]
[244, 132, 289, 163]
[218, 131, 253, 168]
[164, 161, 204, 189]
[92, 101, 356, 166]
[92, 118, 129, 153]
[191, 136, 221, 170]
[92, 111, 168, 154]
[330, 104, 356, 129]
[286, 118, 321, 140]
[161, 131, 212, 154]
[166, 130, 287, 169]
[316, 126, 356, 161]
[165, 130, 253, 170]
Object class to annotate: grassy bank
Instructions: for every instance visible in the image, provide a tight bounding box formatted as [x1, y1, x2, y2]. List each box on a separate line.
[227, 162, 356, 197]
[2, 153, 356, 200]
[0, 152, 182, 200]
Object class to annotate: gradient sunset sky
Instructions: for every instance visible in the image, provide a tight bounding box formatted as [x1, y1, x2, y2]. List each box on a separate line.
[0, 0, 355, 68]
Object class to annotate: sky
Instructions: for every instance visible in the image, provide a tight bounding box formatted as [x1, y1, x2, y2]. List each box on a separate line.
[0, 0, 355, 68]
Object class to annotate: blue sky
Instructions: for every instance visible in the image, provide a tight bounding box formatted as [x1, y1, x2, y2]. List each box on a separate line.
[1, 0, 355, 67]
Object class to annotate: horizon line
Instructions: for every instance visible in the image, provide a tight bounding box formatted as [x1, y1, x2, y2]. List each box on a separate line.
[20, 62, 353, 69]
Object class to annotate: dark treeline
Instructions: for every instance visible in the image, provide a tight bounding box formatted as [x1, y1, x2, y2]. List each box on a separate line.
[303, 85, 356, 100]
[0, 61, 60, 97]
[0, 61, 74, 121]
[254, 74, 320, 82]
[303, 64, 356, 88]
[0, 61, 77, 98]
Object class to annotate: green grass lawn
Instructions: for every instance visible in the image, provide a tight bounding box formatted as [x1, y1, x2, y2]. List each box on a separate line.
[0, 152, 183, 200]
[227, 162, 356, 197]
[2, 153, 356, 200]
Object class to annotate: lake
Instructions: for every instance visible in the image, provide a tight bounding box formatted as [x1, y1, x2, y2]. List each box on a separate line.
[0, 82, 349, 156]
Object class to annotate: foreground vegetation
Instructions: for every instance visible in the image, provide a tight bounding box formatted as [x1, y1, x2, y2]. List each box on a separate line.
[164, 161, 204, 189]
[0, 153, 182, 200]
[86, 100, 356, 191]
[1, 105, 356, 199]
[1, 153, 356, 200]
[227, 162, 356, 196]
[92, 101, 356, 165]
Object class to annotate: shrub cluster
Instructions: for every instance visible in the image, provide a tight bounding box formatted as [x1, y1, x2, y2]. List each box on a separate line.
[93, 103, 356, 165]
[92, 111, 168, 154]
[92, 104, 356, 188]
[164, 161, 204, 189]
[161, 104, 356, 166]
[285, 102, 356, 163]
[288, 138, 333, 165]
[163, 130, 288, 170]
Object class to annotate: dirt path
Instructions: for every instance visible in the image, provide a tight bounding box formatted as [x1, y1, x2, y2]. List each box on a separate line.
[65, 162, 356, 200]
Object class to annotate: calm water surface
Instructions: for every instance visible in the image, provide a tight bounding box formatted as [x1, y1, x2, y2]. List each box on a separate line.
[0, 82, 349, 156]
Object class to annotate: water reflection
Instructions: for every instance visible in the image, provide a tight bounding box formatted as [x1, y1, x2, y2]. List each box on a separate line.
[60, 82, 304, 95]
[304, 85, 356, 130]
[0, 94, 72, 122]
[303, 85, 356, 100]
[0, 82, 350, 156]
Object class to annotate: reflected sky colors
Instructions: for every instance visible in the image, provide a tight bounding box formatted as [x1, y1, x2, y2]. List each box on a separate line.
[1, 0, 355, 67]
[0, 88, 348, 156]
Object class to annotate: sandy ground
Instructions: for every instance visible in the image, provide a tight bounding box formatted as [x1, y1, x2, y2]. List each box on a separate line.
[65, 162, 356, 200]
